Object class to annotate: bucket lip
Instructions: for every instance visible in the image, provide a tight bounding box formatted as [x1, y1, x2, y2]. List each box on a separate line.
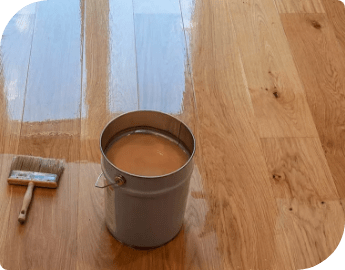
[99, 110, 196, 180]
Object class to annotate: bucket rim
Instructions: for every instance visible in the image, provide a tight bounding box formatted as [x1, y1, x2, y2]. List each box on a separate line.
[99, 110, 196, 180]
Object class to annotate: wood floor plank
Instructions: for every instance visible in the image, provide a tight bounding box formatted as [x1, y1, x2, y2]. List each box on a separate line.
[261, 137, 344, 268]
[274, 0, 325, 13]
[1, 1, 83, 269]
[133, 0, 187, 116]
[77, 0, 114, 269]
[0, 154, 16, 263]
[0, 3, 36, 155]
[0, 4, 36, 266]
[134, 0, 199, 136]
[80, 0, 138, 163]
[108, 0, 138, 114]
[17, 0, 82, 162]
[182, 1, 245, 265]
[322, 0, 345, 57]
[76, 0, 156, 269]
[190, 0, 285, 268]
[281, 13, 345, 198]
[178, 0, 199, 134]
[229, 0, 318, 138]
[131, 1, 210, 269]
[183, 166, 223, 269]
[80, 0, 110, 163]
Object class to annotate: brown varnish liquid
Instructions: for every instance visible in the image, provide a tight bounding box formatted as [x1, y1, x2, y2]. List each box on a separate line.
[106, 132, 189, 176]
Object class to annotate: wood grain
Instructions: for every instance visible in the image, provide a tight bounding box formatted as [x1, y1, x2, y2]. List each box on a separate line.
[229, 0, 317, 138]
[261, 137, 344, 268]
[281, 13, 345, 199]
[1, 1, 82, 269]
[274, 0, 325, 13]
[190, 0, 283, 268]
[322, 0, 345, 57]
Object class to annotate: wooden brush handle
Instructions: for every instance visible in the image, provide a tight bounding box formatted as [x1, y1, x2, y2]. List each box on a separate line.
[18, 182, 35, 224]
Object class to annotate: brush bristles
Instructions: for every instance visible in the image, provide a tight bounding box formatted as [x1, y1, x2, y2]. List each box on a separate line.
[10, 155, 65, 180]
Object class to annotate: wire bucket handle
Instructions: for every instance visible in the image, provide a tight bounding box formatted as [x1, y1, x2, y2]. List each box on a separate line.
[95, 172, 126, 188]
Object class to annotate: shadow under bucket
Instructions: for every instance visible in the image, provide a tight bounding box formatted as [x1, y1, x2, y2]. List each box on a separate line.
[95, 110, 196, 248]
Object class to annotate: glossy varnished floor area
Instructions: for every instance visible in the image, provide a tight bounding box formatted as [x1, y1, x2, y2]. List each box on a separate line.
[0, 0, 345, 269]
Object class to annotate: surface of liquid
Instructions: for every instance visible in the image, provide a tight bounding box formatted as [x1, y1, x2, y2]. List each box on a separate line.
[106, 132, 190, 176]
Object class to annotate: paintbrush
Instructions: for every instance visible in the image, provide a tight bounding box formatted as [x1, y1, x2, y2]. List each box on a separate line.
[7, 155, 65, 224]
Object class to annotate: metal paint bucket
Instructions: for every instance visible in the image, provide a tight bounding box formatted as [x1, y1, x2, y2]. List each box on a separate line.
[95, 110, 195, 248]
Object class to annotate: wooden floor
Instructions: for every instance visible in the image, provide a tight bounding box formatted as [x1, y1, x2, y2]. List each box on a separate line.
[0, 0, 345, 269]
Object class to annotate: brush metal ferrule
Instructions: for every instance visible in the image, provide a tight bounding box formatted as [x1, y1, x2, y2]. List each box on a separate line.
[8, 170, 58, 188]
